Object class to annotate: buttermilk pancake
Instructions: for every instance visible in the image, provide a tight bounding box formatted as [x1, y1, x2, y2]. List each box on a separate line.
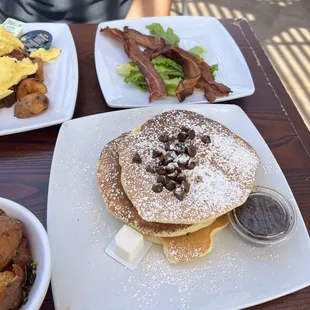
[97, 133, 215, 237]
[146, 214, 229, 264]
[119, 110, 260, 225]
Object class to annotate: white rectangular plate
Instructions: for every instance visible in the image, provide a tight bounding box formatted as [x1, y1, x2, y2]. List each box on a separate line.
[48, 105, 310, 310]
[94, 16, 254, 108]
[0, 23, 78, 136]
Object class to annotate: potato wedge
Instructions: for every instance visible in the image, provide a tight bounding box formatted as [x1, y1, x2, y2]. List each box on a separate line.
[0, 215, 23, 271]
[14, 93, 49, 119]
[31, 57, 44, 82]
[16, 78, 47, 100]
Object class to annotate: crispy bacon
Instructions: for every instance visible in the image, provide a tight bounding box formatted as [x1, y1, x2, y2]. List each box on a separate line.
[123, 30, 167, 102]
[101, 26, 124, 43]
[145, 45, 231, 102]
[176, 76, 200, 102]
[102, 26, 165, 50]
[163, 48, 201, 102]
[196, 78, 231, 103]
[144, 45, 201, 102]
[124, 27, 165, 50]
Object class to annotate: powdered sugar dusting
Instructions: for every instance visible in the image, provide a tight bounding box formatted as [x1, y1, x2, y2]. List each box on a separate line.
[119, 110, 260, 224]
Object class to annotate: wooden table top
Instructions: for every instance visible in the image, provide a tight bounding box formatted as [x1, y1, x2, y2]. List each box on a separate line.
[0, 19, 309, 309]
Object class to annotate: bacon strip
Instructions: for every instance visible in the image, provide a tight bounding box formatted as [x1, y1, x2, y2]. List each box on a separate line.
[162, 48, 201, 102]
[145, 45, 231, 103]
[101, 26, 165, 50]
[123, 30, 167, 102]
[101, 27, 124, 43]
[124, 27, 165, 50]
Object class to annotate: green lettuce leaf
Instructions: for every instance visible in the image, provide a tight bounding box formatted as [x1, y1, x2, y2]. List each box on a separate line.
[116, 62, 139, 76]
[152, 56, 184, 79]
[146, 23, 180, 45]
[189, 46, 207, 58]
[116, 56, 183, 96]
[123, 70, 148, 91]
[164, 77, 182, 96]
[210, 64, 219, 79]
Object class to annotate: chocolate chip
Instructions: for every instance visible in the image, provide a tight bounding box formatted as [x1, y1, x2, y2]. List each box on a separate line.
[201, 135, 211, 144]
[164, 157, 174, 166]
[174, 187, 185, 201]
[168, 170, 178, 180]
[132, 152, 142, 164]
[176, 155, 189, 168]
[181, 126, 189, 132]
[166, 163, 176, 174]
[175, 166, 182, 173]
[146, 165, 156, 173]
[177, 162, 186, 169]
[157, 156, 165, 166]
[156, 166, 166, 175]
[188, 129, 196, 139]
[152, 149, 162, 158]
[174, 143, 186, 155]
[176, 173, 186, 184]
[182, 180, 190, 193]
[177, 132, 187, 142]
[166, 151, 177, 159]
[166, 180, 176, 191]
[157, 175, 166, 185]
[152, 183, 163, 193]
[187, 145, 197, 157]
[186, 159, 196, 170]
[164, 142, 171, 151]
[158, 133, 169, 143]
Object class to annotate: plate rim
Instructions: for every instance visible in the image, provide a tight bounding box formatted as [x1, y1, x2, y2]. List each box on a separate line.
[0, 23, 79, 136]
[94, 16, 255, 108]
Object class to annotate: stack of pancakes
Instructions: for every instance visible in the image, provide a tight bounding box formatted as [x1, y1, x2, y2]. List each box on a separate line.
[97, 110, 260, 264]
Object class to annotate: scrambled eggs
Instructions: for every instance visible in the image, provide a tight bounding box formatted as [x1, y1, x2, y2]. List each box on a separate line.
[0, 57, 38, 100]
[0, 27, 24, 56]
[30, 47, 61, 62]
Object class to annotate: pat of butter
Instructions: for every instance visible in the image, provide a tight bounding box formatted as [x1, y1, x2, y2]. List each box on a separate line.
[115, 225, 144, 262]
[105, 225, 152, 270]
[2, 18, 24, 37]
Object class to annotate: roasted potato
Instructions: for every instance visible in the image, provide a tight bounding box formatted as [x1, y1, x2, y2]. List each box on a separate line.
[0, 215, 23, 271]
[14, 93, 49, 119]
[0, 265, 24, 310]
[31, 57, 44, 82]
[16, 78, 47, 100]
[10, 238, 31, 270]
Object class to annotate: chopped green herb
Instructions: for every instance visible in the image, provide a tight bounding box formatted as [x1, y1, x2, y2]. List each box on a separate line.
[23, 261, 37, 305]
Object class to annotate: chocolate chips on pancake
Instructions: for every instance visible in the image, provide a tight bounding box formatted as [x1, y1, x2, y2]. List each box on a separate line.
[147, 127, 202, 200]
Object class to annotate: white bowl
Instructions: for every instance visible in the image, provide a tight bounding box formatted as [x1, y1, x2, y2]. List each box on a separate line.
[0, 197, 51, 310]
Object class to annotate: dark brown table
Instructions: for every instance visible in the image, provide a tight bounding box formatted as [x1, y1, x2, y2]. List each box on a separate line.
[1, 19, 310, 309]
